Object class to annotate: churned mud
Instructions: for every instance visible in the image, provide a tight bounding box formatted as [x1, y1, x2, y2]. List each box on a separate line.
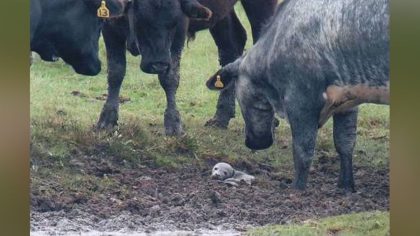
[31, 153, 389, 235]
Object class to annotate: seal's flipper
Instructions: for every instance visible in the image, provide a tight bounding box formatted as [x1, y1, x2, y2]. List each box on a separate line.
[243, 175, 255, 185]
[223, 178, 240, 186]
[233, 171, 255, 185]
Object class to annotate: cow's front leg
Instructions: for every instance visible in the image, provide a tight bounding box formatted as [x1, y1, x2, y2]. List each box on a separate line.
[206, 11, 247, 128]
[158, 55, 184, 136]
[96, 22, 127, 130]
[287, 102, 319, 190]
[333, 107, 358, 192]
[97, 62, 125, 130]
[206, 85, 236, 128]
[241, 0, 277, 42]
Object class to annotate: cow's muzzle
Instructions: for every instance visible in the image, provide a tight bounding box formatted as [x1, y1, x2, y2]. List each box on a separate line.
[142, 62, 170, 74]
[73, 59, 101, 76]
[245, 133, 273, 150]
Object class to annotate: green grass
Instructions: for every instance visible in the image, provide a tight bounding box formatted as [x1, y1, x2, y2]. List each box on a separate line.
[30, 3, 389, 182]
[248, 211, 389, 236]
[30, 4, 389, 232]
[30, 4, 389, 169]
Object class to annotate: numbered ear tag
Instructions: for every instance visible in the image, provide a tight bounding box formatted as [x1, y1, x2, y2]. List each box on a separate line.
[215, 75, 224, 88]
[97, 0, 110, 18]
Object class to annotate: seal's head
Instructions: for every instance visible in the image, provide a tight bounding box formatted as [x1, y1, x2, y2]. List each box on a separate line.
[211, 162, 234, 180]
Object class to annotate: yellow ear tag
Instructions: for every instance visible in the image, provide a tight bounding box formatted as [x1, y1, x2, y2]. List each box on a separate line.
[97, 0, 110, 18]
[215, 75, 224, 88]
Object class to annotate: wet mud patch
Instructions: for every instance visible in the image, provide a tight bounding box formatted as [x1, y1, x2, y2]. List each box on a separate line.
[31, 154, 389, 234]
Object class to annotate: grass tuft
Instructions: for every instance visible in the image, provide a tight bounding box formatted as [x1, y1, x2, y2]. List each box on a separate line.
[247, 211, 389, 236]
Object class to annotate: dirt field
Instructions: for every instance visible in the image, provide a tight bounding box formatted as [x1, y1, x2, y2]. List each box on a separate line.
[31, 150, 388, 234]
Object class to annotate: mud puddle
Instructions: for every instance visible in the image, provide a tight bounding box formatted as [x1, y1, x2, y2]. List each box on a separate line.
[31, 229, 240, 236]
[31, 154, 389, 235]
[31, 211, 242, 236]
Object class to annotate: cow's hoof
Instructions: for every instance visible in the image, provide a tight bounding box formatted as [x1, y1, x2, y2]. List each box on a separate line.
[95, 122, 118, 132]
[164, 109, 184, 136]
[96, 109, 118, 131]
[204, 117, 229, 129]
[95, 120, 118, 132]
[338, 182, 355, 193]
[165, 125, 185, 136]
[292, 181, 307, 191]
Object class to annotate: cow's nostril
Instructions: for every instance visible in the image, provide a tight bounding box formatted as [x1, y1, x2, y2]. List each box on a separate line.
[151, 62, 169, 73]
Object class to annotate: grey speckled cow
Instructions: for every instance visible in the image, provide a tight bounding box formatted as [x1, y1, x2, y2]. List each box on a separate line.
[207, 0, 389, 191]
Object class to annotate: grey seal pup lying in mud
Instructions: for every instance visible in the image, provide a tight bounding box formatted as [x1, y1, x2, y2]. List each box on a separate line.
[211, 162, 255, 186]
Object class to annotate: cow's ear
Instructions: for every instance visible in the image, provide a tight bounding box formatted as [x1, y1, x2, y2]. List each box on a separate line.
[84, 0, 129, 18]
[206, 60, 240, 91]
[206, 70, 234, 91]
[180, 0, 212, 20]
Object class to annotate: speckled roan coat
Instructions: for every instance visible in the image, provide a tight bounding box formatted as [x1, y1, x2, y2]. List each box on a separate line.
[207, 0, 389, 191]
[96, 0, 277, 135]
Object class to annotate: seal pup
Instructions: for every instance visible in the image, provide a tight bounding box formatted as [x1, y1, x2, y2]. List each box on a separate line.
[211, 162, 255, 186]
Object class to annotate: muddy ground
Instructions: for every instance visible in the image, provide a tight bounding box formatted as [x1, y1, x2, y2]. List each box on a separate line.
[31, 152, 389, 235]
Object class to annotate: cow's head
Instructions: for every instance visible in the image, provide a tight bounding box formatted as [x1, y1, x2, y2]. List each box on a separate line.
[38, 0, 128, 75]
[68, 0, 128, 75]
[127, 0, 212, 74]
[207, 58, 276, 150]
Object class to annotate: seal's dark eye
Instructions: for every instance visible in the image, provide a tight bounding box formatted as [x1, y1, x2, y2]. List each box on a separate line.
[224, 171, 227, 175]
[215, 168, 218, 170]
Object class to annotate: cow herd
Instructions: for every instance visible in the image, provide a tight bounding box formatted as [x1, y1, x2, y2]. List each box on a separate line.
[30, 0, 389, 191]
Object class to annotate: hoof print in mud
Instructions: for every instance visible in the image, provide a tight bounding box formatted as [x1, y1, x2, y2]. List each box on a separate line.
[209, 191, 222, 205]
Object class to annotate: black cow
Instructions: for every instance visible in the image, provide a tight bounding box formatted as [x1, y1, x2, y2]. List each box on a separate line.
[96, 0, 277, 134]
[207, 0, 389, 191]
[30, 0, 127, 75]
